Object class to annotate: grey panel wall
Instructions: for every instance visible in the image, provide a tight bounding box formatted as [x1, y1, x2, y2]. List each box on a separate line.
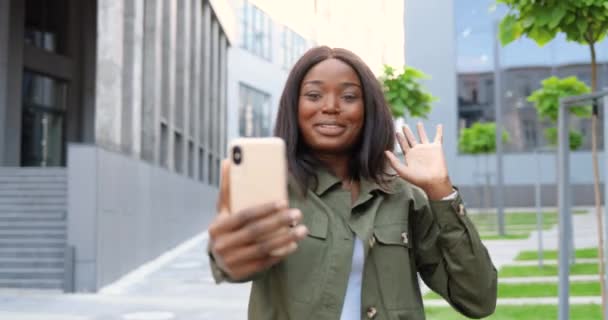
[67, 144, 218, 292]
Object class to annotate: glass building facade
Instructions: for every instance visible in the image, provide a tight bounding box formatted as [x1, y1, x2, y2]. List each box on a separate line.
[456, 0, 608, 152]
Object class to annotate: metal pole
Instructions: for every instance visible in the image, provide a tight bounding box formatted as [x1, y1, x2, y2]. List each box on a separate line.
[557, 99, 571, 320]
[603, 92, 608, 320]
[535, 148, 544, 268]
[493, 20, 506, 236]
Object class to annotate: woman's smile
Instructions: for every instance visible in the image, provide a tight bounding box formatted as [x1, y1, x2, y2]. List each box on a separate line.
[314, 122, 347, 136]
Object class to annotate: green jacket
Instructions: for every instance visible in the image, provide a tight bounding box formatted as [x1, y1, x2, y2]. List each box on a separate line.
[211, 168, 497, 320]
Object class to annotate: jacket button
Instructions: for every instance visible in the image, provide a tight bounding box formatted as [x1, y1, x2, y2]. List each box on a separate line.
[401, 232, 408, 245]
[366, 306, 377, 318]
[368, 235, 376, 248]
[458, 204, 466, 216]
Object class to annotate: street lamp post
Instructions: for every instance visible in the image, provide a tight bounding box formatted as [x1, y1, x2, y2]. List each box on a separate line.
[493, 20, 506, 236]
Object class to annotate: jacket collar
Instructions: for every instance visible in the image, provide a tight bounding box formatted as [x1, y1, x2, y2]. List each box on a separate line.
[313, 166, 403, 198]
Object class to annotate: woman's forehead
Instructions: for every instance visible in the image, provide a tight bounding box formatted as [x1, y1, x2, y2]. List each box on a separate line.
[301, 58, 361, 85]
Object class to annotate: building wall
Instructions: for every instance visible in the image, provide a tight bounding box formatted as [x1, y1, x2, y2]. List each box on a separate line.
[61, 0, 236, 291]
[67, 144, 218, 291]
[227, 0, 405, 143]
[0, 0, 9, 163]
[95, 0, 233, 186]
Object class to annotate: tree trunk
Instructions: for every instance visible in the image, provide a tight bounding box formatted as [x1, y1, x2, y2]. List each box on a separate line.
[588, 41, 606, 319]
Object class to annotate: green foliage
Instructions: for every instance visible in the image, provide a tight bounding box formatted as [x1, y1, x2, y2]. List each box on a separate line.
[458, 122, 510, 154]
[498, 0, 608, 46]
[527, 76, 590, 150]
[379, 65, 436, 119]
[544, 127, 584, 150]
[527, 76, 592, 122]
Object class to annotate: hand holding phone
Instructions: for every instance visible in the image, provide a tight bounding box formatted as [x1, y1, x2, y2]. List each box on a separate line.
[208, 138, 308, 281]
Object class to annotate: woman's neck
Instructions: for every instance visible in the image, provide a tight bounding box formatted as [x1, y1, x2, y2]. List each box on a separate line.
[315, 153, 351, 180]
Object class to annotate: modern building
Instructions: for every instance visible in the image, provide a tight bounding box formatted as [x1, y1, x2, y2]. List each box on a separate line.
[0, 0, 235, 291]
[226, 0, 405, 141]
[405, 0, 608, 207]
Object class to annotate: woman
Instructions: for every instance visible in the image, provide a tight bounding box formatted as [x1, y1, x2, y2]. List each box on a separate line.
[209, 46, 497, 320]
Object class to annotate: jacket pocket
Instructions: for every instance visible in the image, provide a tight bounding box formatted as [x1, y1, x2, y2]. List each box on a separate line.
[372, 223, 423, 311]
[278, 201, 328, 304]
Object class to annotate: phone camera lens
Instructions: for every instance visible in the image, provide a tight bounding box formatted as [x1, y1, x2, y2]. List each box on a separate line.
[233, 146, 242, 165]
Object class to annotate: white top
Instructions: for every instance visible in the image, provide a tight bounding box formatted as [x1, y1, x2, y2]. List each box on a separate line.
[338, 190, 458, 318]
[340, 239, 365, 320]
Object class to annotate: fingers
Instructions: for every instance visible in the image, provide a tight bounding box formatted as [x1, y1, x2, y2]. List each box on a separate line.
[209, 200, 288, 239]
[402, 124, 418, 147]
[416, 122, 430, 144]
[434, 124, 443, 144]
[396, 132, 410, 154]
[402, 123, 443, 145]
[222, 225, 308, 266]
[217, 159, 231, 213]
[212, 207, 301, 253]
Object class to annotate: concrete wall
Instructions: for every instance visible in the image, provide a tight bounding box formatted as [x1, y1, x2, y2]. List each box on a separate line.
[404, 0, 605, 207]
[67, 144, 218, 292]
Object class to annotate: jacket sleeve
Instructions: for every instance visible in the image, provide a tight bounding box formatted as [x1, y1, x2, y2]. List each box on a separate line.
[208, 244, 267, 284]
[411, 188, 497, 318]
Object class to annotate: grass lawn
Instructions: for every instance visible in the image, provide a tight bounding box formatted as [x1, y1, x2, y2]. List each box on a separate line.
[499, 263, 599, 277]
[424, 282, 600, 299]
[471, 210, 586, 240]
[425, 304, 601, 320]
[480, 233, 530, 240]
[515, 248, 598, 261]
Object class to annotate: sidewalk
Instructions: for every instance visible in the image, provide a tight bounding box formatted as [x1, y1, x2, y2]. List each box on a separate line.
[0, 209, 599, 319]
[0, 234, 251, 320]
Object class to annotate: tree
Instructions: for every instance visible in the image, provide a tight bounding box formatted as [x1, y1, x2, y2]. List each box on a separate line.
[527, 76, 592, 151]
[498, 1, 608, 315]
[459, 122, 510, 155]
[379, 65, 436, 119]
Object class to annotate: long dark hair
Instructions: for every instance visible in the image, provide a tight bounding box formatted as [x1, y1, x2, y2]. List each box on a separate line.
[274, 46, 395, 192]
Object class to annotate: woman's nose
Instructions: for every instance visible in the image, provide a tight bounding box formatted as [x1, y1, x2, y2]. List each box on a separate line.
[322, 94, 340, 113]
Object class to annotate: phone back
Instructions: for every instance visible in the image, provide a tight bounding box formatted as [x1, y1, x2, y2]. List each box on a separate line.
[229, 137, 287, 213]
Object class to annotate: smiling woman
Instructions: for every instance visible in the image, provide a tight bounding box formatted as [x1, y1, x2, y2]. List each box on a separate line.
[275, 47, 394, 194]
[208, 46, 497, 320]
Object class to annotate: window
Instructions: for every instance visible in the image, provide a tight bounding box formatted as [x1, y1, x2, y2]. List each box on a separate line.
[240, 0, 272, 60]
[280, 26, 308, 69]
[24, 0, 69, 55]
[160, 123, 169, 168]
[174, 132, 183, 173]
[239, 84, 272, 137]
[21, 72, 67, 166]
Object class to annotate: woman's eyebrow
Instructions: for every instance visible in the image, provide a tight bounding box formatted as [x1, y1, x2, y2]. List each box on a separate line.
[340, 82, 361, 88]
[302, 80, 323, 86]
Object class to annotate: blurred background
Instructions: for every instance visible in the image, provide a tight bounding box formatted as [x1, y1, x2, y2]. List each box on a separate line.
[0, 0, 607, 319]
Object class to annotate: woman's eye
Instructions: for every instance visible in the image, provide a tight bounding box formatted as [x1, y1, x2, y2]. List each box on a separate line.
[343, 94, 357, 102]
[305, 93, 321, 101]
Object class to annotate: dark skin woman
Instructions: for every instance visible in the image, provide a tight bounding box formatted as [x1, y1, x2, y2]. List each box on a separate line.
[209, 46, 497, 320]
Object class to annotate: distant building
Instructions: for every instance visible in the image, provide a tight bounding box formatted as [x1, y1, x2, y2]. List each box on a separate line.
[406, 0, 608, 207]
[226, 0, 405, 141]
[0, 0, 235, 291]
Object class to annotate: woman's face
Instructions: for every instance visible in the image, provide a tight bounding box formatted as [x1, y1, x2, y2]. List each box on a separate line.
[298, 58, 365, 155]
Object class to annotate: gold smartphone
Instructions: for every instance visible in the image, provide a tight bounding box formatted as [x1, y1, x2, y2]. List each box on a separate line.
[229, 137, 288, 213]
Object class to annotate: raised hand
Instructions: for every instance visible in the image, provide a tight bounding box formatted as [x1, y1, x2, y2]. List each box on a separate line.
[384, 123, 454, 200]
